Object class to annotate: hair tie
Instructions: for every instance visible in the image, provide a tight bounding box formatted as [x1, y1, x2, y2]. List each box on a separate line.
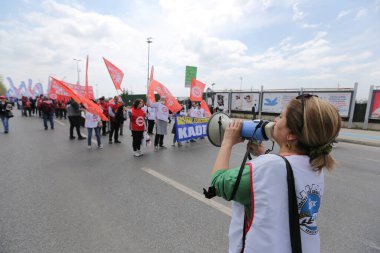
[309, 143, 332, 158]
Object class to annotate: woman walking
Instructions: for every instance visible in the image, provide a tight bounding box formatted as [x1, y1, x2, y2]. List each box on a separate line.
[130, 99, 147, 157]
[84, 108, 103, 150]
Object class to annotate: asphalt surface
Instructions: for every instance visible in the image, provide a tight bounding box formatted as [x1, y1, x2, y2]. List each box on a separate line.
[0, 113, 379, 253]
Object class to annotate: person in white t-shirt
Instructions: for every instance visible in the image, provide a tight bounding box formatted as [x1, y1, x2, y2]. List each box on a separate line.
[147, 97, 169, 151]
[84, 108, 102, 150]
[210, 94, 341, 253]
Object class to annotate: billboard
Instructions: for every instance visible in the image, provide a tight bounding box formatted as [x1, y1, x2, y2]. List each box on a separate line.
[261, 92, 298, 113]
[184, 66, 197, 88]
[370, 90, 380, 119]
[306, 92, 352, 117]
[231, 92, 260, 111]
[213, 92, 229, 112]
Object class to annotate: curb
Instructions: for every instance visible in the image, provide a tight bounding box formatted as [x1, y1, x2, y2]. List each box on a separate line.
[336, 137, 380, 148]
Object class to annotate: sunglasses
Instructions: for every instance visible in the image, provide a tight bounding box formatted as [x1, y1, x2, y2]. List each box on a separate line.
[296, 94, 318, 130]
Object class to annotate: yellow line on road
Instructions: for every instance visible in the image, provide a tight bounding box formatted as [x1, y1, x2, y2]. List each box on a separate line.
[141, 167, 231, 217]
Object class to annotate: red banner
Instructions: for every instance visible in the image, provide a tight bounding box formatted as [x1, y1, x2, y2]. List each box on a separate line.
[190, 79, 206, 101]
[50, 77, 108, 121]
[200, 100, 211, 117]
[48, 78, 94, 101]
[103, 57, 124, 92]
[148, 79, 182, 113]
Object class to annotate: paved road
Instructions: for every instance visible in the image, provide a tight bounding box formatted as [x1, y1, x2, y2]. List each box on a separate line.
[0, 114, 379, 253]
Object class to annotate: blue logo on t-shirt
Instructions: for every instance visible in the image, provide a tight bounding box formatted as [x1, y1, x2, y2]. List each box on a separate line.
[298, 185, 321, 235]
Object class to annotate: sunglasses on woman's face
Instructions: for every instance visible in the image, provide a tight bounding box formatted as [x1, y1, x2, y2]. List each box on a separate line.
[296, 94, 318, 130]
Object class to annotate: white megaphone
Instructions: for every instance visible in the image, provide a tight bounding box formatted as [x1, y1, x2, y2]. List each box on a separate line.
[207, 112, 275, 147]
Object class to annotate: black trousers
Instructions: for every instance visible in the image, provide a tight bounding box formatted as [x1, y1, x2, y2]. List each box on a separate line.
[101, 120, 108, 135]
[109, 121, 120, 141]
[68, 116, 83, 138]
[148, 119, 155, 134]
[154, 134, 164, 147]
[132, 130, 144, 151]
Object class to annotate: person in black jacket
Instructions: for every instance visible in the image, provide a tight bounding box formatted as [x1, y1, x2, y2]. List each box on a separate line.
[0, 96, 13, 133]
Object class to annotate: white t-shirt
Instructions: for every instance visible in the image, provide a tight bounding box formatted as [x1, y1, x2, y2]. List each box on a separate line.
[150, 102, 169, 122]
[147, 106, 156, 120]
[229, 154, 324, 253]
[85, 111, 101, 128]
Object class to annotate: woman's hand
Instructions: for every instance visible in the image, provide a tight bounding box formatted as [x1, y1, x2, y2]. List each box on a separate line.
[247, 141, 265, 156]
[221, 119, 244, 148]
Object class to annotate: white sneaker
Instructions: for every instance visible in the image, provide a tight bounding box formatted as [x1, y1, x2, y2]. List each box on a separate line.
[87, 146, 92, 150]
[155, 146, 158, 151]
[134, 151, 140, 157]
[98, 144, 103, 149]
[138, 150, 143, 155]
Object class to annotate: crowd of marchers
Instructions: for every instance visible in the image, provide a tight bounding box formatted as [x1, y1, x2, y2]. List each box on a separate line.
[0, 95, 213, 157]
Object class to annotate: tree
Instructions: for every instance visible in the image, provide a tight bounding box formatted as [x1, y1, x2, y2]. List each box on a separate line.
[0, 75, 7, 96]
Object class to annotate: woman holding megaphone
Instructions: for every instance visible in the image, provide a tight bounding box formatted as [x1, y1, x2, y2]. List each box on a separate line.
[210, 95, 341, 253]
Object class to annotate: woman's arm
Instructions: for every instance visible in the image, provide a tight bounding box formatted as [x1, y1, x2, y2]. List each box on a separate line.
[212, 119, 243, 174]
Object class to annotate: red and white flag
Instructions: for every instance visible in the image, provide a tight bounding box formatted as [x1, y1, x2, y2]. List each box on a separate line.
[148, 79, 182, 113]
[50, 77, 108, 121]
[103, 57, 124, 92]
[200, 100, 211, 117]
[190, 78, 206, 102]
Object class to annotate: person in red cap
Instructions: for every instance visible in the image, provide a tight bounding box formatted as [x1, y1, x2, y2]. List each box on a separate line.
[0, 95, 13, 133]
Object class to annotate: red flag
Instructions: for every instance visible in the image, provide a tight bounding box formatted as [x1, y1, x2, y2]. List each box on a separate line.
[85, 55, 89, 99]
[190, 78, 206, 102]
[50, 77, 108, 121]
[103, 57, 124, 92]
[200, 100, 211, 117]
[148, 79, 181, 113]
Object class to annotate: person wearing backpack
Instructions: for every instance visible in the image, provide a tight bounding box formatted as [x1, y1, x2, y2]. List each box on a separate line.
[40, 97, 55, 130]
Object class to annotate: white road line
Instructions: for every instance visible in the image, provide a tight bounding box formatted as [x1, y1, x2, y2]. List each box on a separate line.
[141, 167, 231, 217]
[54, 119, 98, 145]
[54, 119, 66, 126]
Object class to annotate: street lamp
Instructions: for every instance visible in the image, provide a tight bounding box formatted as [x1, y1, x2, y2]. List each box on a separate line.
[73, 58, 81, 85]
[146, 37, 153, 92]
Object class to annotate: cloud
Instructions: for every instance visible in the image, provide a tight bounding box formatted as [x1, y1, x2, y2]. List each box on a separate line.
[337, 10, 352, 20]
[292, 3, 305, 21]
[355, 8, 368, 19]
[375, 0, 380, 12]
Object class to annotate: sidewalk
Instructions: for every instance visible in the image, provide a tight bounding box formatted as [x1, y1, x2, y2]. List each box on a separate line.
[337, 128, 380, 147]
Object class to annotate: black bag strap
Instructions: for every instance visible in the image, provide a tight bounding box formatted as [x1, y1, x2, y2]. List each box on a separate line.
[203, 151, 251, 200]
[277, 155, 302, 253]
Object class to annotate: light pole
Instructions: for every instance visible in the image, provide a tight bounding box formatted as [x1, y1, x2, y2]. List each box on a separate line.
[240, 76, 243, 90]
[73, 58, 81, 85]
[146, 37, 153, 93]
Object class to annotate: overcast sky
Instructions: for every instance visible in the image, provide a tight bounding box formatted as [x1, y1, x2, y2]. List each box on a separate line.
[1, 0, 379, 99]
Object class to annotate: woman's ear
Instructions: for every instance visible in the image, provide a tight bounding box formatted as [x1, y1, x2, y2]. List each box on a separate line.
[286, 133, 297, 142]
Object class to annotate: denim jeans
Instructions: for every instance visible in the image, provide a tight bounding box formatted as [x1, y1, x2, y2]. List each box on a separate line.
[1, 115, 9, 132]
[43, 112, 54, 129]
[87, 127, 101, 146]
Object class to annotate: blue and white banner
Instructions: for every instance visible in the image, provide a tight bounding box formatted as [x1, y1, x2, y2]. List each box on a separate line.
[175, 115, 209, 142]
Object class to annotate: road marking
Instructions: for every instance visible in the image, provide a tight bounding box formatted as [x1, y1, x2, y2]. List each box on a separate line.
[54, 119, 66, 126]
[54, 119, 98, 145]
[141, 167, 232, 217]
